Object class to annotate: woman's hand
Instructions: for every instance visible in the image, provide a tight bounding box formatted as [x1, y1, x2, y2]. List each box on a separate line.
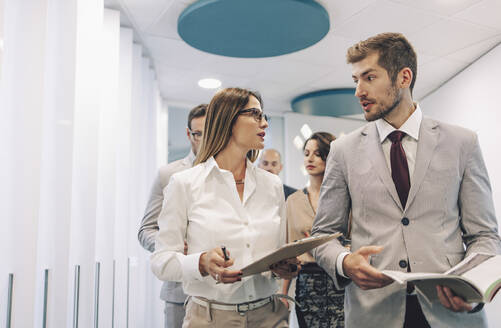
[280, 279, 292, 310]
[270, 257, 301, 280]
[199, 248, 242, 284]
[280, 297, 290, 309]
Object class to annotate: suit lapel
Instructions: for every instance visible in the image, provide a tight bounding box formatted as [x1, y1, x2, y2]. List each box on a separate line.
[405, 118, 439, 211]
[363, 123, 404, 211]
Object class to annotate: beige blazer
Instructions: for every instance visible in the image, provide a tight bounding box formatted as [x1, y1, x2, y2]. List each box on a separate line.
[312, 117, 501, 328]
[138, 152, 194, 303]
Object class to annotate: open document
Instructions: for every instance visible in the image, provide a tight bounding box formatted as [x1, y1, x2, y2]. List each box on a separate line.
[240, 233, 341, 277]
[382, 253, 501, 303]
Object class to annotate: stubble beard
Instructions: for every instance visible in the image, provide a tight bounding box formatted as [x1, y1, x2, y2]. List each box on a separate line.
[365, 84, 402, 122]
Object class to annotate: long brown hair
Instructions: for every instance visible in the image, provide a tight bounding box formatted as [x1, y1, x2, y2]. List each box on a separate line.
[194, 87, 263, 165]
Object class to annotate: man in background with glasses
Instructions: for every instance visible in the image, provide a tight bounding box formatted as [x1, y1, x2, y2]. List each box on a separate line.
[138, 104, 207, 328]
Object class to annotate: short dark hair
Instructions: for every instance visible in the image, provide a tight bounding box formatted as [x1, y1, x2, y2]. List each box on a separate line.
[346, 32, 417, 93]
[303, 132, 335, 162]
[187, 104, 208, 130]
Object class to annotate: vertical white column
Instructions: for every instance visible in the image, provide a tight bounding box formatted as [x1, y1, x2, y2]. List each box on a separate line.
[94, 8, 120, 327]
[65, 0, 103, 327]
[0, 0, 4, 80]
[0, 1, 48, 327]
[113, 26, 133, 328]
[34, 0, 78, 327]
[156, 93, 168, 168]
[127, 43, 144, 328]
[151, 89, 168, 328]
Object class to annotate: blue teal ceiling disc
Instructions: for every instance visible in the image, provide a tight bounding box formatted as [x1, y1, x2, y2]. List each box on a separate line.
[291, 89, 360, 117]
[178, 0, 330, 58]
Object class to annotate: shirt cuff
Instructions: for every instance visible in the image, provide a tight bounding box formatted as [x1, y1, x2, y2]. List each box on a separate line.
[180, 251, 206, 282]
[336, 252, 351, 278]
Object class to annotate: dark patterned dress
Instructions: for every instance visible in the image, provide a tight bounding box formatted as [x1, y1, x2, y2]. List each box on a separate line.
[295, 263, 345, 328]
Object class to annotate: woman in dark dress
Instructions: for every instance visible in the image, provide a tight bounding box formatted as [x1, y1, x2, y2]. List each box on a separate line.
[282, 132, 348, 328]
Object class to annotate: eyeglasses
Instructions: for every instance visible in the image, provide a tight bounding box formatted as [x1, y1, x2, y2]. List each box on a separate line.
[188, 128, 203, 141]
[238, 107, 269, 122]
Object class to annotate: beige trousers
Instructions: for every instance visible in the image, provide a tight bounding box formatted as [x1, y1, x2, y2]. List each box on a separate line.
[182, 297, 289, 328]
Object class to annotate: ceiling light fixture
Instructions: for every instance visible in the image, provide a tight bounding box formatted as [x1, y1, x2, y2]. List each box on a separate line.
[293, 135, 304, 150]
[198, 78, 221, 89]
[300, 124, 312, 139]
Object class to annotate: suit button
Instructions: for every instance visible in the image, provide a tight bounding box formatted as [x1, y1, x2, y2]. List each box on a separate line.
[401, 217, 409, 226]
[399, 260, 408, 268]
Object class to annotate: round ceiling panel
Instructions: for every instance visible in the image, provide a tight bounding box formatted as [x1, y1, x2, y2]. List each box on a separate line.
[291, 89, 361, 117]
[178, 0, 330, 58]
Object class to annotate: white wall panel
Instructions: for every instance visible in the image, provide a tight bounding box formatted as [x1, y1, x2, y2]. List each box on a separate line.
[95, 8, 120, 327]
[34, 0, 78, 327]
[0, 1, 167, 326]
[65, 0, 103, 327]
[127, 43, 146, 328]
[114, 26, 134, 328]
[0, 0, 48, 326]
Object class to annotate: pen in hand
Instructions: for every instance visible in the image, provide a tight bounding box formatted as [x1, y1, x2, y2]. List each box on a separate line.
[221, 245, 230, 261]
[215, 246, 232, 285]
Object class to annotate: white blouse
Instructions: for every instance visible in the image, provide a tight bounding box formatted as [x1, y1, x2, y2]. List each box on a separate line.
[151, 156, 286, 304]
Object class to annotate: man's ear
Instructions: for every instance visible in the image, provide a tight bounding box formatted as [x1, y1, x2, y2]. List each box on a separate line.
[186, 127, 191, 139]
[398, 67, 413, 89]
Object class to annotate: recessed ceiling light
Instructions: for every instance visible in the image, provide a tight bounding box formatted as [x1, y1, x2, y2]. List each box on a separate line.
[198, 78, 221, 89]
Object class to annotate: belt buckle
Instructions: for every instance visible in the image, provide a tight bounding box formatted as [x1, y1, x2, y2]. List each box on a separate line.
[237, 302, 250, 314]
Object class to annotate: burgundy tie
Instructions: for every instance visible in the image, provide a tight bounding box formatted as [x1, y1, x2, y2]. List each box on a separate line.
[388, 131, 410, 208]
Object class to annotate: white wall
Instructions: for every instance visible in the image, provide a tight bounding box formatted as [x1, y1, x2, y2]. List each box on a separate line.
[0, 0, 3, 80]
[284, 112, 365, 189]
[0, 3, 166, 327]
[421, 42, 501, 326]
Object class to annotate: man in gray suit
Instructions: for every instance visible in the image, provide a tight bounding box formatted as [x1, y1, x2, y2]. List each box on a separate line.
[312, 32, 501, 328]
[138, 104, 207, 328]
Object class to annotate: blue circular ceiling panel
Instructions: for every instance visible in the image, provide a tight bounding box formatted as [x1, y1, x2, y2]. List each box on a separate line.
[178, 0, 330, 58]
[291, 89, 361, 117]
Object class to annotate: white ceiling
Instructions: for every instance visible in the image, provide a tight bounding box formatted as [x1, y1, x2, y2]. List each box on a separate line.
[106, 0, 501, 115]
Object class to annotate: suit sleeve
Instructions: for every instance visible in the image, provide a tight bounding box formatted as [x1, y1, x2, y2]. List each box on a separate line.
[311, 140, 352, 289]
[137, 171, 164, 252]
[459, 134, 501, 255]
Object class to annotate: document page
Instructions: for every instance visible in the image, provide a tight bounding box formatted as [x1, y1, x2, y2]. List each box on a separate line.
[240, 233, 340, 277]
[461, 254, 501, 300]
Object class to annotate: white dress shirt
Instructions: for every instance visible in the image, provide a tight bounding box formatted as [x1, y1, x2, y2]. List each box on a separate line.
[336, 104, 423, 277]
[151, 156, 286, 304]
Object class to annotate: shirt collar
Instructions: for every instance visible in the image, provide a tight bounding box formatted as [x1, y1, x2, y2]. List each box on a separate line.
[375, 103, 422, 143]
[202, 156, 256, 181]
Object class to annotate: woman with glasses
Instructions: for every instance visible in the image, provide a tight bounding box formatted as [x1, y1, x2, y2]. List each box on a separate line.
[281, 132, 347, 328]
[151, 87, 299, 327]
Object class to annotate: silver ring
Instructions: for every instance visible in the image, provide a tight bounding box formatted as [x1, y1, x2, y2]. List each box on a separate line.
[215, 273, 220, 281]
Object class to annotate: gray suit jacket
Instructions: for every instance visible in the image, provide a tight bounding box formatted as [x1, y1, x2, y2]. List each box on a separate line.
[138, 152, 194, 303]
[312, 117, 501, 328]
